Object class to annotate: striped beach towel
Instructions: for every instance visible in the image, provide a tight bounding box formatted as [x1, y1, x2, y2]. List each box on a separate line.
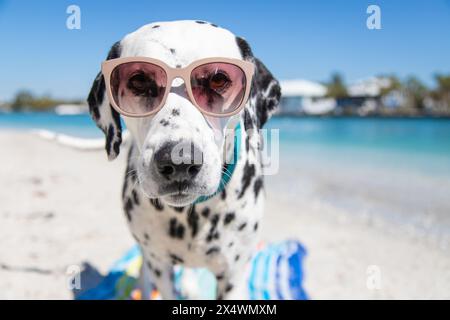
[74, 240, 307, 300]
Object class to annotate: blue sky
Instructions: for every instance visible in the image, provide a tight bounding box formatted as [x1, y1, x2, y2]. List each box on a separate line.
[0, 0, 449, 101]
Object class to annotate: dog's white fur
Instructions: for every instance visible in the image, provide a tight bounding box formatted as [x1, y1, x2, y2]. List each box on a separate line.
[87, 20, 281, 299]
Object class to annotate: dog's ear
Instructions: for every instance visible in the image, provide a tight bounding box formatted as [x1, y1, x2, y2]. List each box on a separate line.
[236, 37, 281, 128]
[87, 41, 122, 160]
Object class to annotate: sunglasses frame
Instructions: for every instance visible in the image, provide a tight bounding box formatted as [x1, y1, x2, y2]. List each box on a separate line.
[101, 57, 255, 118]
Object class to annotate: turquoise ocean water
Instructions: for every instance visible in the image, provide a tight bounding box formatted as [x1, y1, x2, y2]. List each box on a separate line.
[267, 116, 450, 177]
[0, 112, 101, 138]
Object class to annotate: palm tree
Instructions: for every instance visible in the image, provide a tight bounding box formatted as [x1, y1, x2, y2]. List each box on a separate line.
[379, 75, 402, 96]
[11, 90, 35, 111]
[403, 76, 428, 110]
[325, 73, 348, 99]
[433, 74, 450, 112]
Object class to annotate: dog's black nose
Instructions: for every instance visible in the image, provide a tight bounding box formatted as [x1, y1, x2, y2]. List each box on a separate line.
[154, 141, 203, 181]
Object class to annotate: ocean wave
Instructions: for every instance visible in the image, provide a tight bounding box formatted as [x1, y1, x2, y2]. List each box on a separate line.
[31, 129, 130, 150]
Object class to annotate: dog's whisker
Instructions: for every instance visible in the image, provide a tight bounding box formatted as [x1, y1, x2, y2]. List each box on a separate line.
[217, 174, 228, 192]
[222, 166, 233, 176]
[129, 172, 145, 193]
[220, 169, 233, 180]
[221, 169, 232, 178]
[131, 178, 140, 191]
[125, 168, 137, 176]
[125, 169, 138, 180]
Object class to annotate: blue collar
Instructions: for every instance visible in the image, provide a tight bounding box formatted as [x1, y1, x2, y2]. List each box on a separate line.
[194, 122, 241, 204]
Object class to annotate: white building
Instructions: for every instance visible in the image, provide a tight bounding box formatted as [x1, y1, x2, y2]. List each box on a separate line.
[279, 79, 336, 115]
[347, 77, 405, 111]
[347, 77, 391, 97]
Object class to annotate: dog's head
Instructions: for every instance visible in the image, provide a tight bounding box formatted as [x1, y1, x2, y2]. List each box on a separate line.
[88, 20, 280, 207]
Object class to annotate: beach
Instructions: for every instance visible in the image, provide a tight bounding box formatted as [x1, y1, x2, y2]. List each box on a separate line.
[1, 130, 449, 299]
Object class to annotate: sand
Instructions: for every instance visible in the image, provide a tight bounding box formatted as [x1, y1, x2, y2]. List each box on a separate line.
[0, 131, 449, 299]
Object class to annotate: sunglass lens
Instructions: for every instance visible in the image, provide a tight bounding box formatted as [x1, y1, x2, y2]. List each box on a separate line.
[190, 63, 246, 115]
[110, 62, 167, 115]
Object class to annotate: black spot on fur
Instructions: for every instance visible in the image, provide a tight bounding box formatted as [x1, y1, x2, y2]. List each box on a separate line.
[154, 269, 161, 277]
[211, 214, 220, 227]
[176, 64, 182, 68]
[206, 246, 220, 255]
[113, 140, 121, 156]
[146, 261, 152, 270]
[245, 135, 250, 152]
[106, 125, 114, 155]
[111, 107, 122, 155]
[237, 36, 281, 128]
[237, 161, 255, 199]
[206, 214, 220, 242]
[169, 253, 184, 264]
[87, 41, 121, 114]
[106, 41, 121, 60]
[169, 218, 185, 239]
[150, 198, 164, 211]
[170, 48, 176, 54]
[160, 119, 170, 126]
[238, 222, 247, 231]
[221, 188, 226, 200]
[254, 222, 259, 231]
[132, 190, 140, 206]
[210, 23, 218, 27]
[201, 207, 210, 218]
[87, 73, 104, 121]
[225, 283, 234, 293]
[144, 233, 150, 240]
[152, 25, 160, 28]
[228, 241, 234, 248]
[187, 206, 199, 238]
[253, 177, 263, 200]
[124, 198, 133, 222]
[172, 108, 180, 116]
[243, 109, 254, 131]
[216, 273, 225, 281]
[195, 20, 206, 24]
[224, 212, 235, 225]
[87, 41, 123, 159]
[236, 37, 253, 59]
[252, 58, 282, 128]
[235, 254, 240, 261]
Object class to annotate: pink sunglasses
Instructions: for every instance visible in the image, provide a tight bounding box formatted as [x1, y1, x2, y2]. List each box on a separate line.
[102, 57, 255, 118]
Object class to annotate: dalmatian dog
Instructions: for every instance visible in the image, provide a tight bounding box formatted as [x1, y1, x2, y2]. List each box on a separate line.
[87, 20, 280, 299]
